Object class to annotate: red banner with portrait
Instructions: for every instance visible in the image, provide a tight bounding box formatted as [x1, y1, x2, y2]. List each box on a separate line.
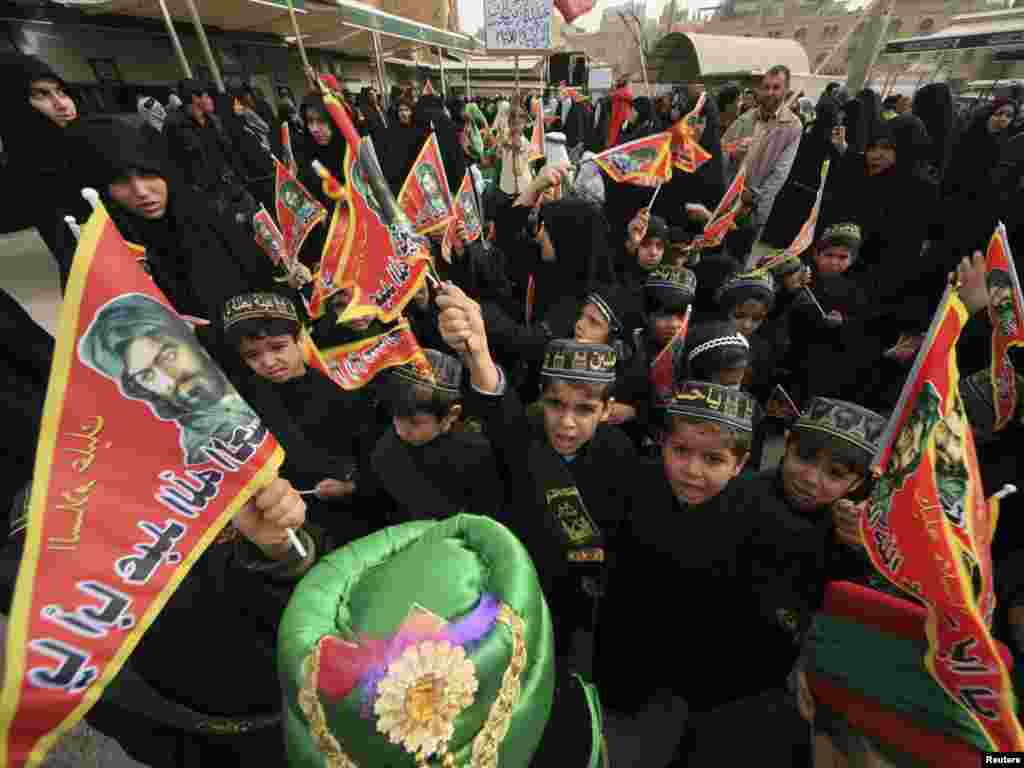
[649, 305, 691, 402]
[274, 158, 326, 262]
[398, 133, 454, 236]
[984, 223, 1024, 432]
[440, 172, 484, 263]
[0, 203, 283, 767]
[861, 289, 1024, 754]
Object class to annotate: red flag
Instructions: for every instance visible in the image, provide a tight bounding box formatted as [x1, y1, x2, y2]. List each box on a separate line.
[318, 82, 432, 325]
[862, 287, 1024, 753]
[440, 173, 483, 264]
[252, 206, 289, 270]
[687, 168, 746, 252]
[398, 133, 455, 235]
[528, 97, 545, 163]
[422, 79, 437, 97]
[670, 92, 712, 174]
[559, 85, 581, 101]
[554, 0, 594, 24]
[591, 131, 673, 188]
[649, 305, 692, 402]
[607, 84, 633, 148]
[323, 322, 427, 390]
[0, 202, 283, 767]
[308, 163, 353, 320]
[984, 223, 1024, 432]
[275, 158, 326, 263]
[281, 122, 298, 177]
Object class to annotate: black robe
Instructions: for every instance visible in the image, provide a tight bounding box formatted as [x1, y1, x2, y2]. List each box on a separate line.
[465, 376, 638, 662]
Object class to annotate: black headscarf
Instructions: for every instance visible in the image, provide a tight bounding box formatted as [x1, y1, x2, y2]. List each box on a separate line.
[913, 83, 955, 183]
[0, 54, 90, 279]
[415, 94, 466, 193]
[298, 93, 348, 209]
[67, 115, 283, 328]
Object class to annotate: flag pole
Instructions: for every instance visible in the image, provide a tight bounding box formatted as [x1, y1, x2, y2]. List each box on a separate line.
[870, 282, 958, 475]
[648, 182, 663, 210]
[285, 0, 312, 74]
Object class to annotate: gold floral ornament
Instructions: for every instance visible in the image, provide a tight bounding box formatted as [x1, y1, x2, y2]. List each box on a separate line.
[374, 640, 479, 765]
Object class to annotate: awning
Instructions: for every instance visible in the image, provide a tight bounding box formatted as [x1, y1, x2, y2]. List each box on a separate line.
[883, 9, 1024, 55]
[647, 32, 810, 82]
[86, 0, 482, 57]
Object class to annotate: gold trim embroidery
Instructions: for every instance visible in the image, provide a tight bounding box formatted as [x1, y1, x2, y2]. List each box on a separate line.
[298, 644, 360, 768]
[470, 604, 527, 768]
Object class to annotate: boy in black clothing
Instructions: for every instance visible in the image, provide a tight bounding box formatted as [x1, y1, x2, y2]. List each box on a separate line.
[223, 292, 377, 543]
[372, 348, 503, 523]
[436, 283, 638, 665]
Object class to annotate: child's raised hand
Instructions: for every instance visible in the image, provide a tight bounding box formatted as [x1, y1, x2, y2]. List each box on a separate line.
[436, 282, 487, 359]
[627, 208, 650, 248]
[954, 250, 989, 315]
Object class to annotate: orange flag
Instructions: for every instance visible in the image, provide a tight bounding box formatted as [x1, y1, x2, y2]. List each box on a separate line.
[670, 92, 712, 174]
[649, 305, 692, 402]
[440, 172, 483, 264]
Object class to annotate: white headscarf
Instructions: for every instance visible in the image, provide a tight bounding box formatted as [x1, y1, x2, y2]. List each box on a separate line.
[138, 95, 168, 132]
[574, 151, 605, 205]
[491, 101, 511, 141]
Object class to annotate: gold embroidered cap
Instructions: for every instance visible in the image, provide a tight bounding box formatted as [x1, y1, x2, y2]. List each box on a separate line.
[818, 223, 862, 254]
[666, 380, 758, 433]
[278, 515, 560, 768]
[222, 291, 299, 331]
[794, 397, 886, 460]
[391, 349, 464, 395]
[541, 339, 617, 385]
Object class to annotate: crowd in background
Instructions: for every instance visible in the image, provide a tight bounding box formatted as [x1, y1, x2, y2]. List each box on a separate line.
[3, 46, 1024, 766]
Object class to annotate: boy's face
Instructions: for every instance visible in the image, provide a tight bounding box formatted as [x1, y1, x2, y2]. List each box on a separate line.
[815, 245, 853, 275]
[393, 409, 457, 447]
[540, 379, 611, 456]
[637, 237, 665, 271]
[238, 333, 306, 383]
[663, 420, 747, 506]
[782, 435, 864, 513]
[729, 298, 769, 338]
[574, 302, 611, 345]
[650, 311, 686, 347]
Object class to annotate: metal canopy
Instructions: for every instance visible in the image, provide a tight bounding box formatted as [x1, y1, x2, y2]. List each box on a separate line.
[86, 0, 482, 57]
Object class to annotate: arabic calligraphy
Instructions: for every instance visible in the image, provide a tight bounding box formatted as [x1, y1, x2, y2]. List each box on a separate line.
[64, 416, 109, 474]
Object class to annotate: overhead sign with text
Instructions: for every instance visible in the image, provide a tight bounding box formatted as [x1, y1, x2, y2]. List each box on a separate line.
[485, 0, 553, 52]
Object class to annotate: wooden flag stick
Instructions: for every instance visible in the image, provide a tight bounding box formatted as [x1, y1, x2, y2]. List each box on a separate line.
[284, 0, 311, 73]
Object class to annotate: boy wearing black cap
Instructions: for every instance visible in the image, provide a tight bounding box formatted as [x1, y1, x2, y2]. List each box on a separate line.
[373, 348, 504, 523]
[620, 208, 671, 287]
[222, 292, 378, 542]
[597, 382, 758, 739]
[436, 283, 638, 665]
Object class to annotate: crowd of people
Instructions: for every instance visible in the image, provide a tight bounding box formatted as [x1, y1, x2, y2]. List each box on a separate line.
[3, 47, 1024, 767]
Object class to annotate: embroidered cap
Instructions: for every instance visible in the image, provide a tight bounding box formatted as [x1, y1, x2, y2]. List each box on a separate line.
[278, 515, 603, 767]
[818, 222, 862, 255]
[645, 265, 697, 313]
[222, 292, 299, 331]
[794, 396, 887, 460]
[390, 348, 463, 395]
[583, 284, 642, 337]
[666, 380, 758, 433]
[686, 332, 749, 364]
[643, 214, 669, 244]
[714, 269, 775, 307]
[542, 339, 617, 385]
